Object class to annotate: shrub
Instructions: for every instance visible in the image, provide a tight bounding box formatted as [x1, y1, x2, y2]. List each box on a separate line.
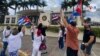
[47, 26, 59, 33]
[92, 28, 100, 38]
[79, 27, 100, 38]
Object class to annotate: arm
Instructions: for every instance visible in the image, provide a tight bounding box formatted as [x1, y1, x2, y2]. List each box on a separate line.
[21, 27, 25, 35]
[80, 16, 84, 24]
[85, 36, 94, 46]
[88, 36, 94, 44]
[60, 10, 69, 27]
[58, 30, 61, 40]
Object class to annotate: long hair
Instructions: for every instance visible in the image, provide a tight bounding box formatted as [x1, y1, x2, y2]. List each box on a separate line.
[37, 29, 42, 36]
[37, 23, 43, 30]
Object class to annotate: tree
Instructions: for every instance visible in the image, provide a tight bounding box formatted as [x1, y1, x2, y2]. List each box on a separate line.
[41, 0, 47, 11]
[61, 0, 91, 11]
[20, 0, 29, 10]
[8, 0, 21, 14]
[0, 0, 8, 23]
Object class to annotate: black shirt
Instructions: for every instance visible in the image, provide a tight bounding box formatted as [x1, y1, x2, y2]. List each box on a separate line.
[83, 29, 95, 43]
[41, 26, 47, 36]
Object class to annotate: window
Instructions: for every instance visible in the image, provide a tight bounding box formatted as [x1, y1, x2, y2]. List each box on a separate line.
[6, 18, 10, 23]
[11, 17, 15, 23]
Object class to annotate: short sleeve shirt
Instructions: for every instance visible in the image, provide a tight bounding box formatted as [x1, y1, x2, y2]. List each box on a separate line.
[83, 29, 95, 43]
[66, 25, 79, 50]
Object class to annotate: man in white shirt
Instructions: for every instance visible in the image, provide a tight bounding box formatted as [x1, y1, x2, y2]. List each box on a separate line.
[0, 26, 11, 56]
[7, 27, 24, 56]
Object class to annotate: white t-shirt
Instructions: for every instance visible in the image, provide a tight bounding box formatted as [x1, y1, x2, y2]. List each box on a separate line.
[3, 29, 11, 42]
[58, 28, 67, 40]
[7, 32, 24, 52]
[32, 34, 44, 50]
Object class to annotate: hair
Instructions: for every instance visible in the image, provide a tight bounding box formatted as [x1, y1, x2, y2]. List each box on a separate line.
[6, 26, 10, 30]
[37, 29, 42, 36]
[12, 28, 18, 35]
[37, 23, 43, 29]
[70, 21, 77, 27]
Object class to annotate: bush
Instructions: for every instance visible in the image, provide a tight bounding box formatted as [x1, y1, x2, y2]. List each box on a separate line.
[47, 26, 59, 33]
[92, 28, 100, 38]
[47, 26, 100, 38]
[79, 27, 100, 38]
[0, 24, 18, 26]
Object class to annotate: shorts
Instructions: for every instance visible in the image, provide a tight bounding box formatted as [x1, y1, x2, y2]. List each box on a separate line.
[86, 43, 93, 55]
[81, 43, 94, 55]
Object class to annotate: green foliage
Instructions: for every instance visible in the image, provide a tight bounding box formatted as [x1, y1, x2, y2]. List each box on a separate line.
[47, 26, 59, 33]
[92, 28, 100, 38]
[47, 26, 100, 38]
[0, 24, 18, 26]
[79, 27, 100, 38]
[61, 0, 90, 10]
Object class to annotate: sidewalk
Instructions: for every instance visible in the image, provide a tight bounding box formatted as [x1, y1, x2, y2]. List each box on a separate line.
[46, 31, 100, 43]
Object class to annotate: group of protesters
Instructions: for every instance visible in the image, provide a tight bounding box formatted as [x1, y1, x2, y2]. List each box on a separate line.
[0, 25, 25, 56]
[0, 9, 96, 56]
[0, 23, 48, 56]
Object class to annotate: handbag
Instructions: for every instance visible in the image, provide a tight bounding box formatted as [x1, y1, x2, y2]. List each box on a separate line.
[39, 36, 46, 51]
[80, 42, 86, 50]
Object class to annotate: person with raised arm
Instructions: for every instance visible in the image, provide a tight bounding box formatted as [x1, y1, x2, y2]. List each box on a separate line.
[61, 9, 79, 56]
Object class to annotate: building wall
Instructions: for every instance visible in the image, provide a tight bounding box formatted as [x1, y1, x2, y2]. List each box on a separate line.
[39, 12, 51, 26]
[4, 15, 18, 24]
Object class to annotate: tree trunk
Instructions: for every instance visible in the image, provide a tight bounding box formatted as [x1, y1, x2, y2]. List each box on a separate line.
[15, 9, 16, 15]
[30, 5, 31, 9]
[36, 6, 39, 12]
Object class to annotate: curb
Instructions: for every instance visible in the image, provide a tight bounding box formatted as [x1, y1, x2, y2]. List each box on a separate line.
[0, 42, 28, 56]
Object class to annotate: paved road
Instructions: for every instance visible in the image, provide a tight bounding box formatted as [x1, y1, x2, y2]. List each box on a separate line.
[0, 34, 100, 56]
[21, 35, 100, 56]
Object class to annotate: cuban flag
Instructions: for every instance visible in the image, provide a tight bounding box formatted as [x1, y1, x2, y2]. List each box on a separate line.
[24, 16, 31, 25]
[72, 11, 80, 16]
[75, 0, 82, 16]
[18, 16, 25, 25]
[18, 16, 31, 26]
[67, 14, 75, 23]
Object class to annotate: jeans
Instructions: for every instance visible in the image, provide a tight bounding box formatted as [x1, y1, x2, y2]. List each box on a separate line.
[9, 50, 18, 56]
[86, 43, 93, 55]
[31, 32, 34, 40]
[67, 47, 78, 56]
[58, 37, 64, 49]
[0, 42, 8, 56]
